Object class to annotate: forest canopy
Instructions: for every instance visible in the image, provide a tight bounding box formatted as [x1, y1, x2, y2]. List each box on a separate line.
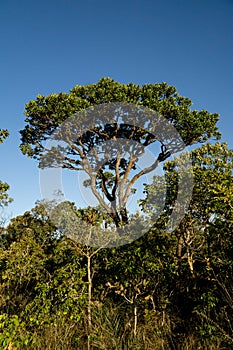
[0, 79, 232, 349]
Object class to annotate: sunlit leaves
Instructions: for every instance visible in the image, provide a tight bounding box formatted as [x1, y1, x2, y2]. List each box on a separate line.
[0, 129, 9, 144]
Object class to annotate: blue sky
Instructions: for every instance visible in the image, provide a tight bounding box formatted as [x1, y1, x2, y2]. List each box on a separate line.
[0, 0, 233, 220]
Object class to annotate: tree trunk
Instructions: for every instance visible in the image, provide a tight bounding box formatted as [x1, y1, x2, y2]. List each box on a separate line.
[109, 207, 129, 227]
[134, 305, 137, 337]
[120, 207, 129, 225]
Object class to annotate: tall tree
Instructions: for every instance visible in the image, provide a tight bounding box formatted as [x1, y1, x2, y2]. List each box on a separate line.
[19, 78, 220, 227]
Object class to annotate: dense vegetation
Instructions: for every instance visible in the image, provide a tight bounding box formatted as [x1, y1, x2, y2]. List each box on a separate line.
[0, 79, 232, 349]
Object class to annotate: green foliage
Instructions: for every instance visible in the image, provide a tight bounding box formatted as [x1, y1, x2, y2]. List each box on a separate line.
[0, 313, 31, 349]
[2, 80, 231, 348]
[0, 203, 87, 349]
[139, 142, 233, 347]
[0, 181, 12, 209]
[1, 164, 233, 348]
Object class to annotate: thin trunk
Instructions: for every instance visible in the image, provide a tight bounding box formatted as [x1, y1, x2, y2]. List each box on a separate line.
[176, 234, 183, 258]
[187, 250, 194, 275]
[134, 305, 137, 337]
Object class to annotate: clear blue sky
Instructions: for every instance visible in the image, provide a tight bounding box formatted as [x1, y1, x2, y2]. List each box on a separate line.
[0, 0, 232, 220]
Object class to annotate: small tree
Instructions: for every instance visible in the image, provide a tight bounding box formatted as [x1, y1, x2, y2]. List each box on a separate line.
[50, 201, 115, 350]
